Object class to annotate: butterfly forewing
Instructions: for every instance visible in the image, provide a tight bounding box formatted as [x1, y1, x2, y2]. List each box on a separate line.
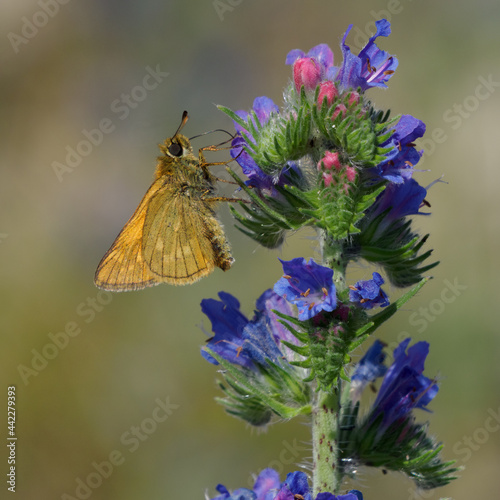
[94, 179, 166, 291]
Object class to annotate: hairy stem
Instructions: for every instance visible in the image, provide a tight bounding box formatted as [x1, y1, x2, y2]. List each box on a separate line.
[312, 387, 342, 495]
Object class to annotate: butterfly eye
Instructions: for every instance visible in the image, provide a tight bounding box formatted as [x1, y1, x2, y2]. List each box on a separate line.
[168, 142, 183, 157]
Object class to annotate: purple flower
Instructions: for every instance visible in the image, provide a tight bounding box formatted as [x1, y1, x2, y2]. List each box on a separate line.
[286, 21, 397, 94]
[372, 178, 429, 222]
[350, 340, 388, 402]
[273, 258, 337, 321]
[210, 484, 255, 500]
[374, 114, 426, 183]
[212, 469, 363, 500]
[349, 272, 389, 310]
[365, 178, 430, 241]
[255, 289, 300, 360]
[201, 292, 252, 368]
[369, 339, 439, 432]
[253, 468, 281, 500]
[201, 289, 297, 368]
[231, 96, 296, 192]
[209, 469, 363, 500]
[337, 19, 398, 91]
[286, 43, 334, 75]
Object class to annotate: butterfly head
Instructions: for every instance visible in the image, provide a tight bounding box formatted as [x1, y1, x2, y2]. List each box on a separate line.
[159, 111, 194, 159]
[160, 134, 194, 159]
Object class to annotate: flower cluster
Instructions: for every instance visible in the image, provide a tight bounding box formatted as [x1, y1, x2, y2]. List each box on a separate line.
[210, 468, 363, 500]
[339, 339, 458, 489]
[221, 18, 436, 288]
[286, 19, 398, 94]
[350, 338, 438, 424]
[201, 289, 311, 426]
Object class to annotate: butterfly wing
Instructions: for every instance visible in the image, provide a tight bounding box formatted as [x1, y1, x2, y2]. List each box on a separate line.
[142, 188, 233, 285]
[94, 178, 167, 291]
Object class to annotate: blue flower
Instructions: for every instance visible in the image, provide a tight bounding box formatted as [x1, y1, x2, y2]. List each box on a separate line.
[273, 258, 337, 321]
[201, 291, 253, 369]
[201, 289, 296, 369]
[209, 469, 363, 500]
[350, 340, 388, 402]
[371, 178, 429, 224]
[369, 338, 439, 432]
[349, 272, 389, 310]
[337, 19, 398, 91]
[374, 114, 426, 183]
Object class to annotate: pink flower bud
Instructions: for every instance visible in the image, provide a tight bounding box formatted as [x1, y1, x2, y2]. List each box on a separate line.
[322, 172, 333, 187]
[345, 166, 357, 182]
[317, 151, 342, 171]
[317, 81, 338, 107]
[347, 91, 360, 106]
[332, 104, 347, 120]
[293, 57, 321, 93]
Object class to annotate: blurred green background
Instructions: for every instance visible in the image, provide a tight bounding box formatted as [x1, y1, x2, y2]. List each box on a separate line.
[1, 0, 499, 498]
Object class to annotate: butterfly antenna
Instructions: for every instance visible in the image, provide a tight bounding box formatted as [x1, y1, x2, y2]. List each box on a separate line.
[173, 110, 189, 137]
[190, 129, 235, 147]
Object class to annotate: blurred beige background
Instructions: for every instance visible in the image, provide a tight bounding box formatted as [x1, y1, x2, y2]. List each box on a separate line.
[1, 0, 499, 498]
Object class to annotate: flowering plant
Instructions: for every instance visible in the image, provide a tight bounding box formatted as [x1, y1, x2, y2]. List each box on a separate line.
[200, 19, 458, 498]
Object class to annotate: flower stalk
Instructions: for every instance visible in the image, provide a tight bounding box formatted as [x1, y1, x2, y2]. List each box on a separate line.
[312, 386, 342, 495]
[199, 18, 458, 500]
[321, 231, 347, 293]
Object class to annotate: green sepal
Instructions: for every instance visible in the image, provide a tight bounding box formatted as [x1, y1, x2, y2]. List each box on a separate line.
[225, 167, 315, 248]
[281, 341, 310, 357]
[215, 379, 272, 427]
[205, 348, 312, 426]
[272, 309, 310, 343]
[226, 167, 292, 226]
[218, 105, 249, 133]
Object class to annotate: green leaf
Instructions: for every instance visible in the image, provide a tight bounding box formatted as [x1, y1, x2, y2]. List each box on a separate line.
[351, 277, 429, 346]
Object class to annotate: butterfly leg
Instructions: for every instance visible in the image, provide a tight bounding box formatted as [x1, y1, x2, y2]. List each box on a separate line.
[202, 195, 250, 204]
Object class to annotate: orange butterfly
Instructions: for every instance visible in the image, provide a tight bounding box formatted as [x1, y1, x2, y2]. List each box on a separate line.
[95, 112, 240, 291]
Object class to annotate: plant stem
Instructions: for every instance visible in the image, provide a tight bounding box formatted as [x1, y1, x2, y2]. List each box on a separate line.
[320, 231, 347, 294]
[312, 387, 342, 495]
[311, 231, 349, 495]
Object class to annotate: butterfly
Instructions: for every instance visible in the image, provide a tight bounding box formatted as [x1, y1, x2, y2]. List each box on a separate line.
[95, 111, 240, 291]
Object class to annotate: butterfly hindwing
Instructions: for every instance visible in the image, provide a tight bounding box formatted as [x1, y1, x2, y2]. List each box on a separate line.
[142, 188, 228, 284]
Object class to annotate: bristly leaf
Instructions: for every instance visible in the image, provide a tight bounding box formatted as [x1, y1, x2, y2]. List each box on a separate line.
[347, 414, 461, 489]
